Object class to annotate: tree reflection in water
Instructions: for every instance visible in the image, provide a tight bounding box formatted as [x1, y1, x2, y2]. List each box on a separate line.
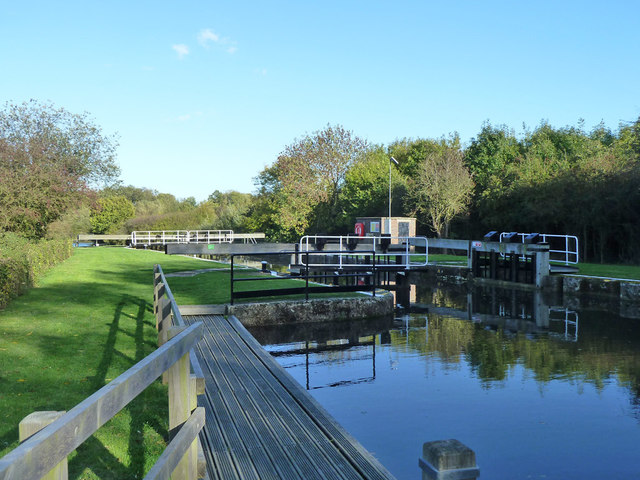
[248, 283, 640, 478]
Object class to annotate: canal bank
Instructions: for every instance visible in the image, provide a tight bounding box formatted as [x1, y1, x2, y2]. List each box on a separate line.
[407, 264, 640, 317]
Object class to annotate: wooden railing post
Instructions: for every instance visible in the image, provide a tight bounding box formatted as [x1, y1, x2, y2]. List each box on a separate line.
[168, 327, 197, 480]
[158, 296, 172, 347]
[155, 284, 167, 331]
[153, 267, 162, 323]
[19, 412, 68, 480]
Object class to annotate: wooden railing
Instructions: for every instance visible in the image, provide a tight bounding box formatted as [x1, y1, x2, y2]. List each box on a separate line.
[0, 268, 206, 480]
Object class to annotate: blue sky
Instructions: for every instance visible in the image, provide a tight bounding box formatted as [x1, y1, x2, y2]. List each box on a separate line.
[2, 1, 639, 201]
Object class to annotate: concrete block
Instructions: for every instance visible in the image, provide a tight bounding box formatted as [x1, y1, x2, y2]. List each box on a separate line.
[620, 282, 640, 302]
[420, 439, 479, 480]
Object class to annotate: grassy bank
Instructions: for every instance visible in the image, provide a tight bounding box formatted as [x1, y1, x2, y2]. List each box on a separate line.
[425, 253, 640, 281]
[168, 266, 364, 305]
[0, 247, 222, 479]
[573, 262, 640, 280]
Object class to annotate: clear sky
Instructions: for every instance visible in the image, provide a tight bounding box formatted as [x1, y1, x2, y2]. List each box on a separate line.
[2, 1, 639, 201]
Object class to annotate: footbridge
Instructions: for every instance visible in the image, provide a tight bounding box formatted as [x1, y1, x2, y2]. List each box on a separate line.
[77, 230, 266, 246]
[153, 265, 398, 479]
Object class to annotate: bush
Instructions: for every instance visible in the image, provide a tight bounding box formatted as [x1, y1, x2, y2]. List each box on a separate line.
[0, 257, 29, 309]
[0, 233, 72, 309]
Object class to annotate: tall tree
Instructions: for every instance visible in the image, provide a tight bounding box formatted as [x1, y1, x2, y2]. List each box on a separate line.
[0, 101, 119, 238]
[252, 124, 369, 238]
[408, 147, 474, 237]
[339, 146, 407, 224]
[388, 136, 460, 178]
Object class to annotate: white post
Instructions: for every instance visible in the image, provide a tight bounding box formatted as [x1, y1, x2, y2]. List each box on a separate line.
[389, 156, 398, 221]
[389, 158, 392, 220]
[405, 239, 409, 269]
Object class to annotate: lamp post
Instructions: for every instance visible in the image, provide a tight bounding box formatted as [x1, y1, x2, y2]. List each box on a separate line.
[389, 156, 399, 225]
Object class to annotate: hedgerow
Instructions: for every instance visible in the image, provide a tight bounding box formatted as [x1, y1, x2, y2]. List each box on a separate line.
[0, 233, 72, 309]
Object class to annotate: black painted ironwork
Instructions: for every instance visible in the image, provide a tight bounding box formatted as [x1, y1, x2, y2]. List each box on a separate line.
[230, 250, 377, 305]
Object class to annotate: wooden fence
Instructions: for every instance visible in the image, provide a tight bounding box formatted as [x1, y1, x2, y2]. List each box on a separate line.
[0, 266, 206, 480]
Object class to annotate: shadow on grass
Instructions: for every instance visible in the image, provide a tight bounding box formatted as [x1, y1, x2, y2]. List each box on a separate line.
[69, 295, 168, 479]
[0, 292, 168, 479]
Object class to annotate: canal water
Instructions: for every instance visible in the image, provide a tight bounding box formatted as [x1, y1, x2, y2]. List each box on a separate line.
[246, 279, 640, 479]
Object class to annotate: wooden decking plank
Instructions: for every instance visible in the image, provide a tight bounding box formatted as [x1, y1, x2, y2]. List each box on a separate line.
[195, 330, 264, 480]
[197, 328, 271, 480]
[202, 314, 364, 480]
[204, 314, 392, 480]
[225, 315, 396, 480]
[198, 322, 305, 480]
[183, 313, 396, 480]
[199, 397, 241, 480]
[199, 315, 349, 480]
[204, 316, 369, 480]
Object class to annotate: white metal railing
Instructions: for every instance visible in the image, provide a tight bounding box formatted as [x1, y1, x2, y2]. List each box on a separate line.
[550, 307, 579, 341]
[131, 230, 233, 246]
[298, 235, 428, 269]
[498, 232, 579, 265]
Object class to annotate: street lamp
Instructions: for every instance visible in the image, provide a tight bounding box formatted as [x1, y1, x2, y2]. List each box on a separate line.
[389, 156, 399, 222]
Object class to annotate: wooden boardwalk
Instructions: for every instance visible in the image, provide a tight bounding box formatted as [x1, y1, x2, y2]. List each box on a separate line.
[183, 313, 396, 480]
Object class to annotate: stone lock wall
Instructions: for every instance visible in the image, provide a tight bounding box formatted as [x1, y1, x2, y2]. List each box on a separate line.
[228, 294, 394, 327]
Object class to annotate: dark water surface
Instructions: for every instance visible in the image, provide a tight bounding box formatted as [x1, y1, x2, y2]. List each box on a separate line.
[247, 282, 640, 480]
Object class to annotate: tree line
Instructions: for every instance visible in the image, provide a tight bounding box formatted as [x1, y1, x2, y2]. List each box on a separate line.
[1, 100, 639, 262]
[248, 121, 640, 263]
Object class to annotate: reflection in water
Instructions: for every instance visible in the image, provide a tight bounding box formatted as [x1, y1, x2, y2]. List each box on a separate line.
[248, 284, 640, 479]
[269, 338, 377, 390]
[250, 317, 393, 390]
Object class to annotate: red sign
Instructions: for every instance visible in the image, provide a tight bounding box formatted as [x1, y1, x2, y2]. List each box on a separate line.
[354, 222, 365, 237]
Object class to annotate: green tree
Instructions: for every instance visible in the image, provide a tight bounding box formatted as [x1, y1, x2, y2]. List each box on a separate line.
[252, 125, 369, 238]
[408, 146, 474, 237]
[90, 196, 135, 234]
[388, 136, 459, 178]
[339, 146, 407, 225]
[0, 101, 119, 238]
[0, 100, 119, 186]
[205, 190, 253, 231]
[0, 162, 90, 238]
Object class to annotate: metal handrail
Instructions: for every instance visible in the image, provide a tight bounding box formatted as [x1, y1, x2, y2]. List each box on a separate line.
[499, 232, 579, 265]
[132, 230, 234, 246]
[298, 235, 428, 269]
[229, 250, 377, 305]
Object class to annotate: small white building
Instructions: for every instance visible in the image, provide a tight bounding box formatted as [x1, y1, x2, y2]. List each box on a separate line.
[354, 217, 416, 239]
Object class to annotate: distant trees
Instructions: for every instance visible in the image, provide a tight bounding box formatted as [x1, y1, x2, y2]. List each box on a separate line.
[339, 146, 407, 223]
[0, 101, 119, 238]
[4, 98, 638, 263]
[463, 118, 640, 262]
[90, 196, 135, 234]
[248, 118, 640, 262]
[206, 190, 252, 231]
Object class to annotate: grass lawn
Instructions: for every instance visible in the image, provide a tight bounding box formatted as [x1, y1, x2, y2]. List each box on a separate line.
[573, 262, 640, 280]
[0, 247, 223, 479]
[168, 268, 366, 305]
[426, 253, 468, 265]
[422, 253, 640, 280]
